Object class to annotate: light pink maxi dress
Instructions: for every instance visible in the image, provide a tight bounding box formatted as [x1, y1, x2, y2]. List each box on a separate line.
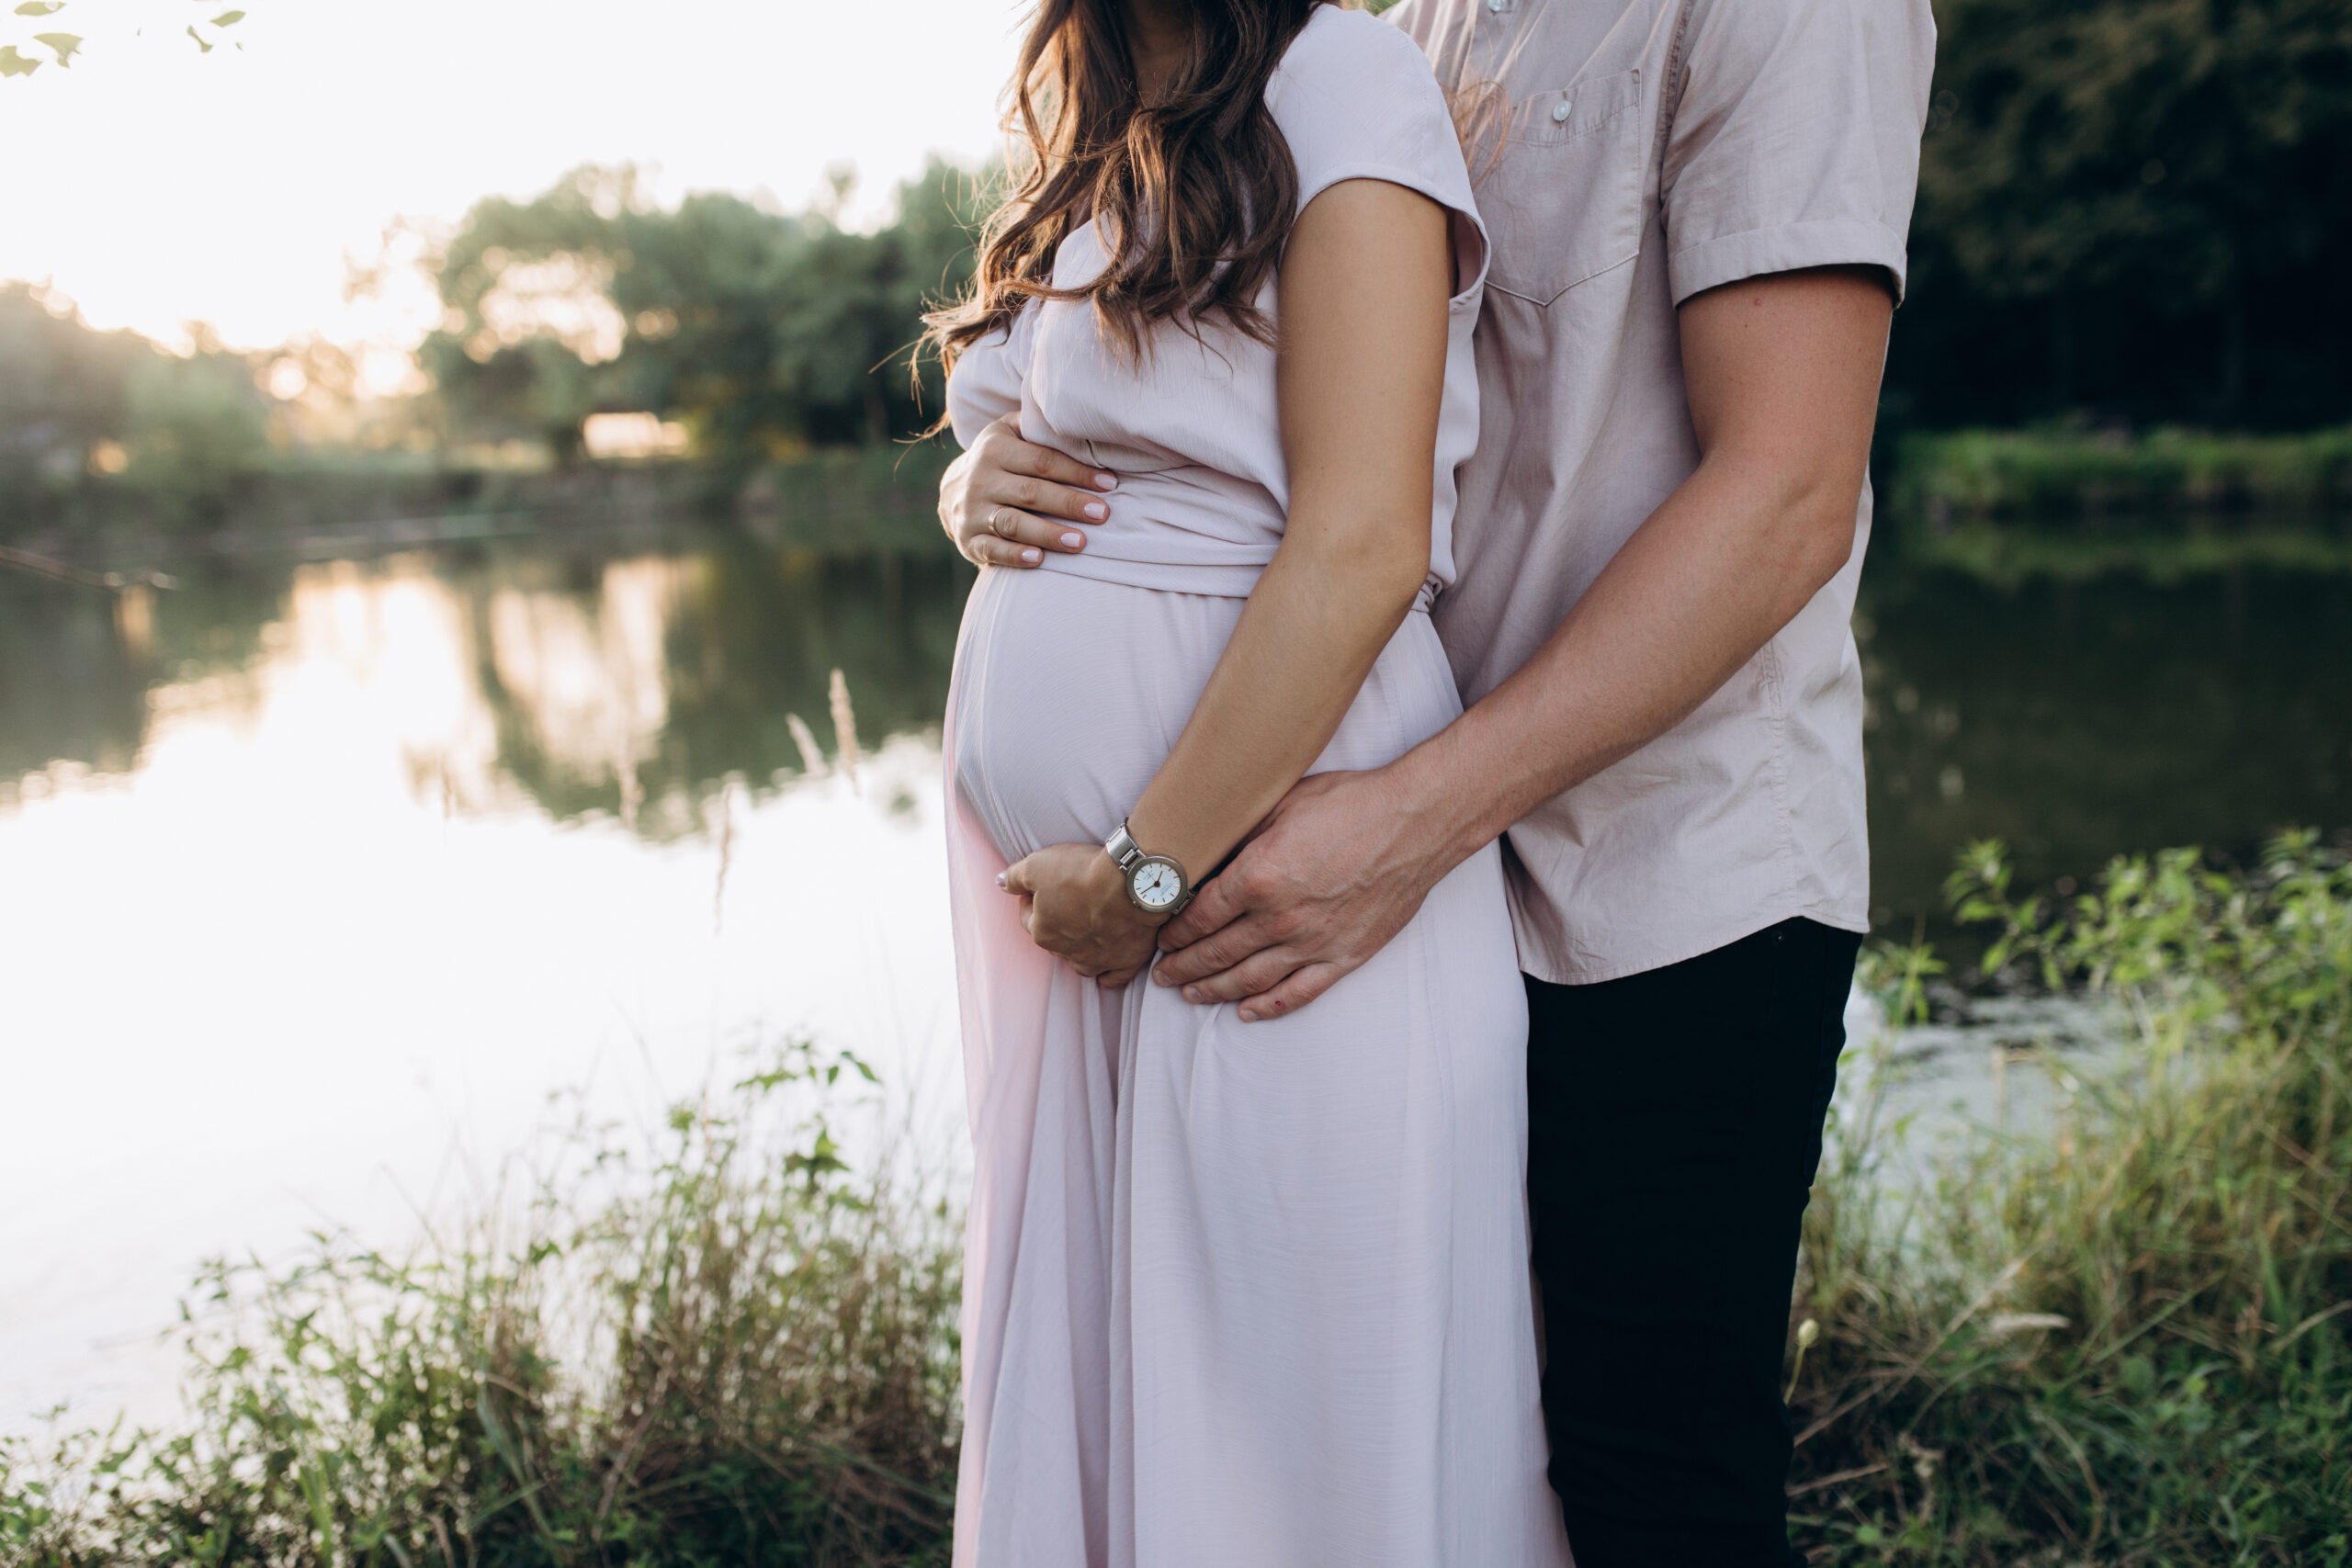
[941, 10, 1568, 1566]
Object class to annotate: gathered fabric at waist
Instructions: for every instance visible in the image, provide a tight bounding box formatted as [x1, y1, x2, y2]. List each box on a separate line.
[1039, 549, 1438, 614]
[1043, 464, 1441, 610]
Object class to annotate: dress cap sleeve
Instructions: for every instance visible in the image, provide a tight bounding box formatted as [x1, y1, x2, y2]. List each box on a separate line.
[946, 303, 1036, 447]
[1268, 6, 1490, 303]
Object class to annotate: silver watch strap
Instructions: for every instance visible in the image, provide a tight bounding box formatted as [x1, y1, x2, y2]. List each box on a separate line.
[1104, 820, 1142, 872]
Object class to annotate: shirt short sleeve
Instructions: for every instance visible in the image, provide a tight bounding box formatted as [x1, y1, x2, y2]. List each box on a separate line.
[946, 303, 1035, 448]
[1270, 6, 1490, 302]
[1660, 0, 1937, 305]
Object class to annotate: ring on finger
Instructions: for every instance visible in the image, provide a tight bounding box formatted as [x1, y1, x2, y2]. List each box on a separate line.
[987, 507, 1012, 538]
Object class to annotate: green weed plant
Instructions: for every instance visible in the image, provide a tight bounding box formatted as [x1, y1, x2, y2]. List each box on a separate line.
[0, 1041, 962, 1567]
[1792, 832, 2352, 1564]
[8, 840, 2348, 1565]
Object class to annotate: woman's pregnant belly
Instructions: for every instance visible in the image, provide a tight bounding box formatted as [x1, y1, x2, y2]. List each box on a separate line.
[949, 569, 1464, 864]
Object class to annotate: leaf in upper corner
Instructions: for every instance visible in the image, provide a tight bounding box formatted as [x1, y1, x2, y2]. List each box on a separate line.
[14, 3, 67, 17]
[211, 9, 243, 25]
[186, 23, 211, 51]
[34, 32, 80, 64]
[0, 44, 40, 75]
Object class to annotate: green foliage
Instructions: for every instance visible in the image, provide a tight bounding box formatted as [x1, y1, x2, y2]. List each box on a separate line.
[1893, 424, 2352, 525]
[0, 1040, 961, 1567]
[1923, 0, 2349, 308]
[6, 844, 2348, 1564]
[0, 283, 144, 495]
[1889, 0, 2352, 428]
[1, 2, 243, 77]
[118, 344, 270, 511]
[0, 285, 277, 535]
[1793, 832, 2352, 1564]
[424, 162, 986, 466]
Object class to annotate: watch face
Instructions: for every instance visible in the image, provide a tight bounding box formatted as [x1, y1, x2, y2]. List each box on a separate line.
[1130, 859, 1183, 911]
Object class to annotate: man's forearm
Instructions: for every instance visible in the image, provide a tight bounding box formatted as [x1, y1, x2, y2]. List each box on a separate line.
[1150, 269, 1890, 1016]
[1395, 268, 1890, 874]
[1396, 451, 1861, 873]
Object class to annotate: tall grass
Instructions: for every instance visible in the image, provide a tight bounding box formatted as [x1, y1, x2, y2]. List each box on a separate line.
[0, 1041, 962, 1567]
[8, 842, 2347, 1566]
[1792, 832, 2352, 1564]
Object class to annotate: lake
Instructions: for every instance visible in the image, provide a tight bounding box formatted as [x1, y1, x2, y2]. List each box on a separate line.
[4, 530, 2348, 1432]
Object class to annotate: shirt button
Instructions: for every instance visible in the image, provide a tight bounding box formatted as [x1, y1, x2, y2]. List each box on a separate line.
[1552, 100, 1573, 122]
[1486, 0, 1508, 12]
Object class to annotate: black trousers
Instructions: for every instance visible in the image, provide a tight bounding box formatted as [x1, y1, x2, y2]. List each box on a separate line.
[1525, 917, 1861, 1568]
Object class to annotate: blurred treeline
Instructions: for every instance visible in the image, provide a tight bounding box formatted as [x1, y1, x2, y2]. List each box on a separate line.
[422, 161, 979, 465]
[0, 295, 279, 534]
[1888, 0, 2352, 432]
[3, 0, 2348, 542]
[0, 160, 980, 540]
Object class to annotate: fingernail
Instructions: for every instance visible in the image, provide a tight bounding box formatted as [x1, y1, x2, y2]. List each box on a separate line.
[1020, 547, 1041, 564]
[1238, 1008, 1257, 1022]
[1093, 473, 1118, 491]
[1062, 532, 1086, 548]
[1081, 502, 1107, 520]
[1182, 987, 1201, 1003]
[995, 872, 1007, 888]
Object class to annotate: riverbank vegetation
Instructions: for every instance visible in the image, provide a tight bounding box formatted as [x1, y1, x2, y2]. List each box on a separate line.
[5, 839, 2345, 1566]
[8, 0, 2352, 561]
[1894, 427, 2352, 528]
[0, 156, 976, 556]
[1883, 424, 2352, 581]
[1791, 831, 2352, 1564]
[0, 1041, 963, 1568]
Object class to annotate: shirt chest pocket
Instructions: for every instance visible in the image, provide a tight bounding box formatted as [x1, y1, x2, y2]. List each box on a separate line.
[1479, 69, 1647, 307]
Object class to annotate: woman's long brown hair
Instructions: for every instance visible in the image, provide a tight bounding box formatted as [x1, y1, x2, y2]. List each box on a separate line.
[928, 0, 1336, 368]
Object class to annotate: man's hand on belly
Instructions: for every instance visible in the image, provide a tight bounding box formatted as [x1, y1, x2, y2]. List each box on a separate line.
[1152, 765, 1465, 1021]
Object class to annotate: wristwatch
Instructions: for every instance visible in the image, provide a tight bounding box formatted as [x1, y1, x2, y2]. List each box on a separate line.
[1104, 820, 1193, 915]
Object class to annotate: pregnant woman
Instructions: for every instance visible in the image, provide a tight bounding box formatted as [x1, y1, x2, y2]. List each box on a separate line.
[933, 3, 1566, 1563]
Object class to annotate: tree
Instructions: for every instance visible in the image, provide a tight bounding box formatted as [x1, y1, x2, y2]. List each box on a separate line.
[0, 284, 270, 534]
[1888, 0, 2352, 428]
[423, 161, 987, 465]
[2, 2, 246, 79]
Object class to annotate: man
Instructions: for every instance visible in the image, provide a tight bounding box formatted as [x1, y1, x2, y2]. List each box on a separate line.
[937, 0, 1935, 1561]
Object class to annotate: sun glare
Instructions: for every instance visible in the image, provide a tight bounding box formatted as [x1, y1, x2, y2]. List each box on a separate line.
[0, 0, 1018, 364]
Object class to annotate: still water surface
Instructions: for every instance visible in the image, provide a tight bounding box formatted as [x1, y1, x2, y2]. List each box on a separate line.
[4, 535, 2347, 1430]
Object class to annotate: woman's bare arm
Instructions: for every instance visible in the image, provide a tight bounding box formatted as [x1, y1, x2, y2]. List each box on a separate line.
[1001, 177, 1455, 987]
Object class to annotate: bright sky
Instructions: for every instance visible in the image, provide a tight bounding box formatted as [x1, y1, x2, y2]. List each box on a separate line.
[0, 0, 1023, 363]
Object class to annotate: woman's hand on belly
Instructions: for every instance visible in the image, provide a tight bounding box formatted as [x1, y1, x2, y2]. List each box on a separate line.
[1002, 842, 1169, 988]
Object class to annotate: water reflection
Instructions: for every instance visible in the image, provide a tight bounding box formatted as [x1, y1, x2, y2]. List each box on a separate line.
[4, 536, 2348, 1434]
[0, 544, 972, 825]
[1859, 565, 2352, 932]
[0, 543, 975, 1435]
[6, 545, 2347, 927]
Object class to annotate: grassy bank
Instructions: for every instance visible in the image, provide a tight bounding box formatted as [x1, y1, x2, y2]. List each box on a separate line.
[4, 444, 960, 566]
[1891, 427, 2352, 529]
[6, 842, 2346, 1566]
[21, 423, 2352, 587]
[0, 1042, 962, 1568]
[1792, 833, 2352, 1564]
[1880, 426, 2352, 582]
